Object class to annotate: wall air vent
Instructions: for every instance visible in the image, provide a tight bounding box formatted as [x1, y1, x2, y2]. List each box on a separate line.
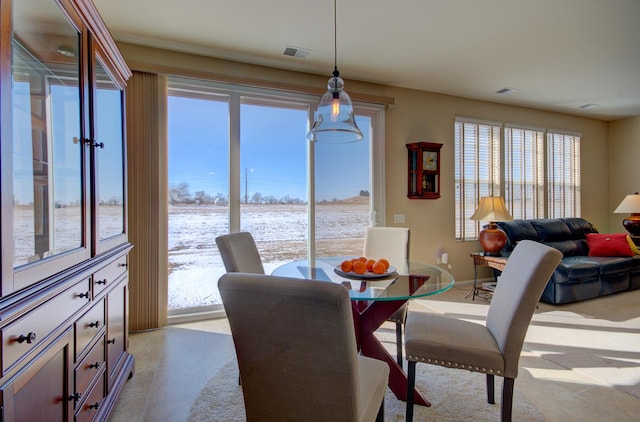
[496, 87, 520, 94]
[579, 103, 600, 109]
[282, 46, 311, 58]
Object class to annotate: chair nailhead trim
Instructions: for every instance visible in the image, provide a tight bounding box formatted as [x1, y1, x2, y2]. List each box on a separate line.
[407, 355, 502, 375]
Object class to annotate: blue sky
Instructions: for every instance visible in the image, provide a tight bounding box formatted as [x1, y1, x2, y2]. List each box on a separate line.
[168, 96, 370, 202]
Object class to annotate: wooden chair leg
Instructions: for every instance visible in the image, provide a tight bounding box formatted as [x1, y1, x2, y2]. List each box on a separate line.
[375, 398, 384, 422]
[502, 377, 514, 422]
[406, 361, 416, 422]
[395, 321, 403, 368]
[486, 373, 495, 404]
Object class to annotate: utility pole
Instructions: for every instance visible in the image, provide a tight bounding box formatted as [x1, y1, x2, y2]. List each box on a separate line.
[245, 167, 253, 204]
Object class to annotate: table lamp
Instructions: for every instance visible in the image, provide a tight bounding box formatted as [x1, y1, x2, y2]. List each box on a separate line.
[470, 196, 513, 256]
[613, 192, 640, 236]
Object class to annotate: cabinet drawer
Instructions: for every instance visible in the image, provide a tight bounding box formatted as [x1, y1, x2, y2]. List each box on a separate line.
[74, 337, 105, 408]
[1, 278, 91, 375]
[75, 300, 105, 359]
[93, 256, 128, 297]
[75, 372, 105, 422]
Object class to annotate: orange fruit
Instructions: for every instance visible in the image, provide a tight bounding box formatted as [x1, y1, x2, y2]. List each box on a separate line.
[365, 259, 376, 271]
[378, 258, 390, 270]
[372, 260, 387, 274]
[352, 260, 366, 274]
[340, 260, 353, 272]
[357, 256, 367, 263]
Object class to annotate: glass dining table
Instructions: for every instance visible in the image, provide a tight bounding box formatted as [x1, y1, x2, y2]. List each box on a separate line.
[272, 256, 455, 407]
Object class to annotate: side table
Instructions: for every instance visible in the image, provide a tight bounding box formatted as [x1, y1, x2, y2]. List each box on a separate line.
[469, 253, 508, 300]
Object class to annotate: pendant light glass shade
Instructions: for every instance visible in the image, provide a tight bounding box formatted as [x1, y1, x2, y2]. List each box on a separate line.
[307, 0, 363, 143]
[307, 71, 363, 143]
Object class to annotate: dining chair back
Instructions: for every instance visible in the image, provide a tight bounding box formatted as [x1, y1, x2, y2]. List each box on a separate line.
[219, 272, 388, 422]
[404, 240, 562, 421]
[215, 231, 265, 274]
[363, 226, 410, 269]
[363, 226, 410, 367]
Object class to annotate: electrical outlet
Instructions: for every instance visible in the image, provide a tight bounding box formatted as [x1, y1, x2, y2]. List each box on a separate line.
[393, 213, 405, 224]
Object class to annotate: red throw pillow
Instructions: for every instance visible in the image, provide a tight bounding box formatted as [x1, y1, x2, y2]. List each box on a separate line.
[586, 233, 635, 257]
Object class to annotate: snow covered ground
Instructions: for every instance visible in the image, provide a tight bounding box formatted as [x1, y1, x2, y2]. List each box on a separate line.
[168, 201, 369, 309]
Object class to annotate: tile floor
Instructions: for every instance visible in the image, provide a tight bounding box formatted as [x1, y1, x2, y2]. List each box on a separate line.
[109, 284, 640, 421]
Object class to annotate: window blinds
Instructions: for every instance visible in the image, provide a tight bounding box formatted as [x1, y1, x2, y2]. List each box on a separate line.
[455, 118, 581, 241]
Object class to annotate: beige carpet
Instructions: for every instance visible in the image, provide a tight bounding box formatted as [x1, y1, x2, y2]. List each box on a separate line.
[188, 354, 544, 422]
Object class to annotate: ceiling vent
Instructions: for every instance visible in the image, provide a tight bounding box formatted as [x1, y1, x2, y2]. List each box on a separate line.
[282, 46, 311, 59]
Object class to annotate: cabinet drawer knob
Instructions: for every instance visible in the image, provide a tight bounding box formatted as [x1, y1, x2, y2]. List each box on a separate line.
[69, 392, 81, 402]
[78, 291, 90, 299]
[17, 332, 36, 344]
[88, 321, 101, 328]
[96, 279, 107, 285]
[106, 338, 116, 344]
[88, 361, 101, 369]
[88, 402, 100, 410]
[118, 262, 128, 268]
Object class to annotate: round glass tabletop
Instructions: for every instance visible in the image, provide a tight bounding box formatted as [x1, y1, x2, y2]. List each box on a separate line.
[271, 256, 455, 301]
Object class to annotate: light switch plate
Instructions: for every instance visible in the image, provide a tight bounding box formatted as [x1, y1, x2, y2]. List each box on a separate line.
[393, 213, 405, 224]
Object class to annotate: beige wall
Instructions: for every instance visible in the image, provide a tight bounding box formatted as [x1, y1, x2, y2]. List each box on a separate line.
[608, 116, 640, 233]
[383, 88, 609, 281]
[119, 43, 617, 283]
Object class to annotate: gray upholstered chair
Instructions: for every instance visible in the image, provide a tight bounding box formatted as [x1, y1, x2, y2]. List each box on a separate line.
[219, 272, 389, 422]
[405, 240, 562, 422]
[215, 231, 264, 385]
[215, 231, 265, 274]
[363, 226, 410, 367]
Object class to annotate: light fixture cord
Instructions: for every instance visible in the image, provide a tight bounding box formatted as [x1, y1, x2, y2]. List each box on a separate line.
[333, 0, 339, 77]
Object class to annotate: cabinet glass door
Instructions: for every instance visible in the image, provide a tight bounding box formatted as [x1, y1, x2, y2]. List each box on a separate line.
[11, 0, 86, 286]
[94, 56, 126, 252]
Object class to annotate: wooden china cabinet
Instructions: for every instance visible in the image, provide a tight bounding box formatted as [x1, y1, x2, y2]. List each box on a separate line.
[0, 0, 134, 420]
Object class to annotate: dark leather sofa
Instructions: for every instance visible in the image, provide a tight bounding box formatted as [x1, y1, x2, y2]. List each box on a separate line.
[496, 218, 640, 304]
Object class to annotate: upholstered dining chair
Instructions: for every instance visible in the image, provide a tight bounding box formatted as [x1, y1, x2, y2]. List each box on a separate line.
[215, 231, 265, 274]
[215, 231, 264, 385]
[363, 226, 410, 367]
[404, 240, 562, 422]
[219, 272, 389, 422]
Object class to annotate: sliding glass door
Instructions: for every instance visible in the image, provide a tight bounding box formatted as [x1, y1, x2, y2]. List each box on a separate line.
[239, 101, 309, 272]
[167, 77, 384, 318]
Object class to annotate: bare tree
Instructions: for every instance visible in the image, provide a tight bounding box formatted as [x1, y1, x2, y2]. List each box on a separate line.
[251, 192, 263, 204]
[169, 182, 191, 204]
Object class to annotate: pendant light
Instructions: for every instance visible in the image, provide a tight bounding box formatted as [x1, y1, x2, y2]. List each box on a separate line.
[307, 0, 363, 143]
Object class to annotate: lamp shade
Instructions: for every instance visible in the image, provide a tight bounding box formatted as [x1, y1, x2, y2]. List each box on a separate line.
[470, 196, 513, 222]
[470, 196, 513, 256]
[613, 192, 640, 236]
[613, 192, 640, 213]
[307, 74, 363, 143]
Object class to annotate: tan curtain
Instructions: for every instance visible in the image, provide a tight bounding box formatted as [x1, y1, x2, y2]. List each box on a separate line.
[126, 71, 169, 331]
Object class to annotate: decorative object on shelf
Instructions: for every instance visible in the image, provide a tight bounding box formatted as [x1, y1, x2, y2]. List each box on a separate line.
[470, 196, 513, 256]
[406, 142, 443, 199]
[613, 192, 640, 236]
[307, 0, 362, 143]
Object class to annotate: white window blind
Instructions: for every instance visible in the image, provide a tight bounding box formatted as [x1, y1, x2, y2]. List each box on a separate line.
[455, 119, 501, 240]
[504, 126, 545, 219]
[455, 119, 581, 241]
[547, 131, 581, 218]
